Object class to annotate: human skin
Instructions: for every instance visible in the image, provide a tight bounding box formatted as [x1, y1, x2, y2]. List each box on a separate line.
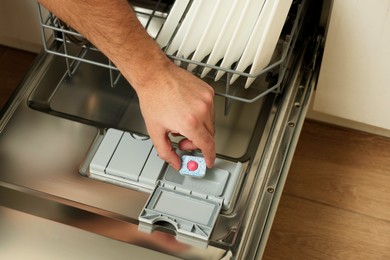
[38, 0, 216, 170]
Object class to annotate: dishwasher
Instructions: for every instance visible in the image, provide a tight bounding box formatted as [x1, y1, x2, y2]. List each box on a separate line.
[0, 0, 327, 259]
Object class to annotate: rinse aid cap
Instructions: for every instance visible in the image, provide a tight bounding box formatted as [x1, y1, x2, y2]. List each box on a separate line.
[179, 155, 207, 178]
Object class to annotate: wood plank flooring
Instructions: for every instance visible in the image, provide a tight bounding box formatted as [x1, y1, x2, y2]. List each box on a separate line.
[0, 45, 36, 111]
[2, 45, 390, 259]
[263, 121, 390, 259]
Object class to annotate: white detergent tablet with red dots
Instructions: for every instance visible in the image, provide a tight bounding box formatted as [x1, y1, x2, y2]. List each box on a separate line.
[179, 155, 206, 178]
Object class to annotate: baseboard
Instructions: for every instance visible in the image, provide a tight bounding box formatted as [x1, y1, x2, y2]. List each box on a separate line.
[0, 37, 42, 53]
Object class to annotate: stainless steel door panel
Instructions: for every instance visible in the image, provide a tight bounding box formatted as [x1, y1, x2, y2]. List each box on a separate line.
[0, 0, 324, 258]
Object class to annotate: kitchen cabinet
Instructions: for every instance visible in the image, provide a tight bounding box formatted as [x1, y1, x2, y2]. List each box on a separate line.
[0, 0, 43, 52]
[309, 0, 390, 136]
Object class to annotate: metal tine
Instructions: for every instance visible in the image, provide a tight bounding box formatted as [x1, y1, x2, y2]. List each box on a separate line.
[223, 72, 241, 116]
[37, 4, 49, 54]
[224, 72, 233, 116]
[109, 59, 122, 88]
[144, 0, 163, 31]
[163, 0, 194, 54]
[61, 28, 90, 77]
[113, 72, 122, 86]
[61, 30, 72, 77]
[70, 47, 88, 75]
[109, 60, 116, 88]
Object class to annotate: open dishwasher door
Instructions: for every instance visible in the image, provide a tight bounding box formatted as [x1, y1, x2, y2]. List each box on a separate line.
[0, 0, 325, 259]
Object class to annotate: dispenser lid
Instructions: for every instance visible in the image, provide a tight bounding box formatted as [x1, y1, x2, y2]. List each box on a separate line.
[138, 181, 223, 247]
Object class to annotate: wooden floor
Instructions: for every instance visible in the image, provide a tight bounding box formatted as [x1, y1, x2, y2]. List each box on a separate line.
[263, 122, 390, 259]
[0, 45, 36, 111]
[2, 46, 390, 259]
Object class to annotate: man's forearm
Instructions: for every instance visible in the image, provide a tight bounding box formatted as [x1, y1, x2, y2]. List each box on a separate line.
[38, 0, 170, 91]
[38, 0, 216, 169]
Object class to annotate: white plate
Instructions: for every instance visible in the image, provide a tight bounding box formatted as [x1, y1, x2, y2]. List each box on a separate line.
[187, 0, 234, 72]
[229, 0, 275, 85]
[214, 0, 266, 81]
[155, 0, 190, 48]
[176, 0, 218, 61]
[134, 7, 166, 39]
[165, 0, 202, 56]
[200, 0, 247, 78]
[245, 0, 292, 88]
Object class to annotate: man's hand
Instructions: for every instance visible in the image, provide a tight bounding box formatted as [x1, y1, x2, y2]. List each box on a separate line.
[137, 61, 215, 170]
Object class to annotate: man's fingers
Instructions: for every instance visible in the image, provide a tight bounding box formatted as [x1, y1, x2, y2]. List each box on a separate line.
[178, 135, 215, 168]
[178, 139, 197, 151]
[183, 125, 216, 168]
[200, 88, 215, 137]
[148, 128, 181, 170]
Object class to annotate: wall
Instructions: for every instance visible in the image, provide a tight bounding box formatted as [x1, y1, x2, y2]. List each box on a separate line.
[0, 0, 43, 53]
[309, 0, 390, 137]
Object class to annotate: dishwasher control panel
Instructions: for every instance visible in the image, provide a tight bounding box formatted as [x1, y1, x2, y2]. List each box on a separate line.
[86, 128, 245, 246]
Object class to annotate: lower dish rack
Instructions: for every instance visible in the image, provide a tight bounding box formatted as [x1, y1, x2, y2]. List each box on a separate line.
[36, 0, 308, 114]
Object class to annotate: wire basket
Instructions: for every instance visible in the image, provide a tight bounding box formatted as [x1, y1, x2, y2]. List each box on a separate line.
[37, 0, 306, 114]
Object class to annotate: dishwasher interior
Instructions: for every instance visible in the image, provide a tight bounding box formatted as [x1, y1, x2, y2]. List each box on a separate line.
[0, 0, 326, 259]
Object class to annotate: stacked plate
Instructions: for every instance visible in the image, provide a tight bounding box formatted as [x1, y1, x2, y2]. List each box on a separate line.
[138, 0, 293, 88]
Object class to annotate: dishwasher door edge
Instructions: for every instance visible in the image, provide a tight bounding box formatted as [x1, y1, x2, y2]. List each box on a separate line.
[235, 33, 322, 259]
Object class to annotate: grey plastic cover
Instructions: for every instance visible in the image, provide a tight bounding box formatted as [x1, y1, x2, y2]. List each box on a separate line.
[139, 181, 223, 247]
[163, 158, 243, 209]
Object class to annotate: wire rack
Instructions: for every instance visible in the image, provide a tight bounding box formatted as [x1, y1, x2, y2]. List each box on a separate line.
[37, 0, 306, 113]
